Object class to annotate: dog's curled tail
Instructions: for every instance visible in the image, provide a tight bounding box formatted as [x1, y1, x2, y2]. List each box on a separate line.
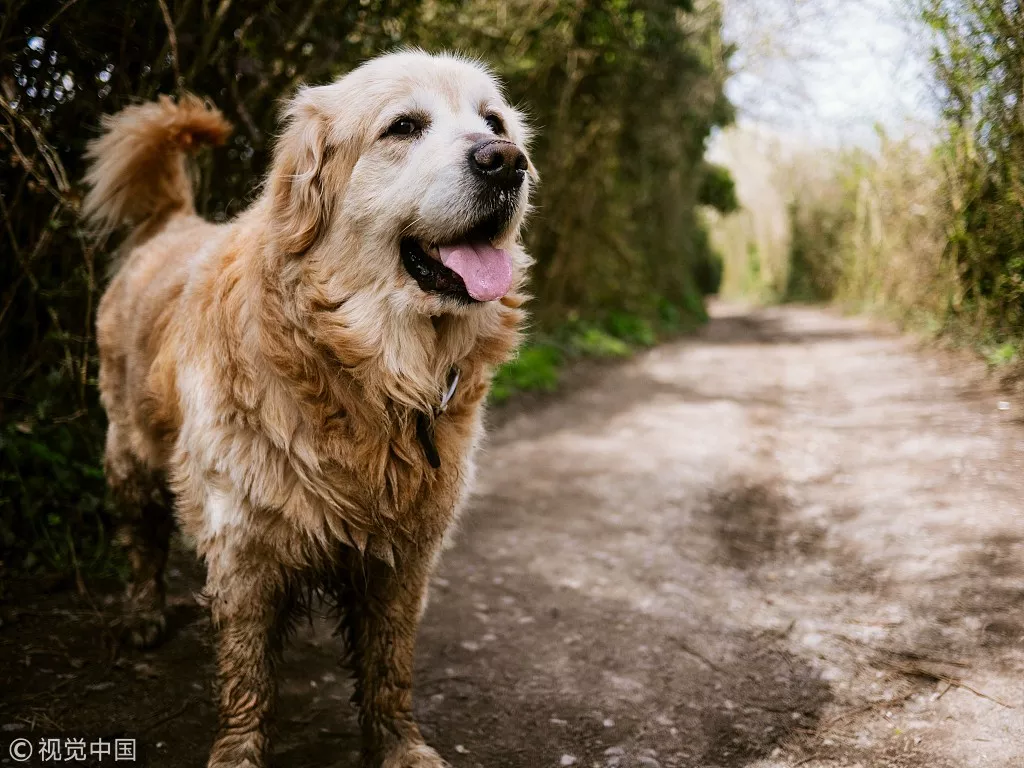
[82, 93, 231, 234]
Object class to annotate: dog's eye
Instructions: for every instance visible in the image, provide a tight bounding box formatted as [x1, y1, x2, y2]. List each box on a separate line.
[383, 117, 422, 138]
[484, 113, 505, 135]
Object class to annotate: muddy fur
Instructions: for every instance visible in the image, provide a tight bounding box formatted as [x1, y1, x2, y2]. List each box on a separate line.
[82, 51, 533, 768]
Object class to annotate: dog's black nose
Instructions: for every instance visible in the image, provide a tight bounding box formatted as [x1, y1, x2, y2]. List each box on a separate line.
[469, 140, 527, 188]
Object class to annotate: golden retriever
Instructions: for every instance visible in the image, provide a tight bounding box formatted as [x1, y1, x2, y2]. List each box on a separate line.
[82, 50, 534, 768]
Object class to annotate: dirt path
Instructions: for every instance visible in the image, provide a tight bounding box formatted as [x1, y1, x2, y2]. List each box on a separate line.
[4, 302, 1024, 768]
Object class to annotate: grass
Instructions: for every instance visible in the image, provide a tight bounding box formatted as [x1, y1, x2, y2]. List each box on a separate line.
[490, 302, 702, 404]
[984, 342, 1018, 369]
[490, 344, 564, 402]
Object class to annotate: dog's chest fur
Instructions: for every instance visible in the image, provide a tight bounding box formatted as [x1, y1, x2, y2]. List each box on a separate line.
[168, 305, 503, 575]
[137, 242, 523, 576]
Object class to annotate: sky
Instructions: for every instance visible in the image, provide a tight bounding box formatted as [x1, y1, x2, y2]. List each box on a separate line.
[721, 0, 938, 149]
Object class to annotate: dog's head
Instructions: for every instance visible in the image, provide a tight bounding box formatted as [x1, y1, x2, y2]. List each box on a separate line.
[268, 50, 535, 315]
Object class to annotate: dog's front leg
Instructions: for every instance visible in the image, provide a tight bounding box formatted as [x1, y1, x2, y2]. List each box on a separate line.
[206, 559, 289, 768]
[342, 546, 448, 768]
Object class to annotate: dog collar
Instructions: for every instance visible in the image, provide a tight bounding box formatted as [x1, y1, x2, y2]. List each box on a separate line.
[416, 366, 460, 469]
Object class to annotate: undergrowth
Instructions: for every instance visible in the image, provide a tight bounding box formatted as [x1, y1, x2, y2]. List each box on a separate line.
[491, 300, 705, 403]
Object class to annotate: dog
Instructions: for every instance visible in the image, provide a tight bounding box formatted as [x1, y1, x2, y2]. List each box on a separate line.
[82, 50, 535, 768]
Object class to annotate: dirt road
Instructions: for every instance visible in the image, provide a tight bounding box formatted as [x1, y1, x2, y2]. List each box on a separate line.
[5, 302, 1024, 767]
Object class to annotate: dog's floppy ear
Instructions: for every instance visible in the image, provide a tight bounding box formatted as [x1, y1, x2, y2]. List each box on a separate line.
[269, 87, 343, 255]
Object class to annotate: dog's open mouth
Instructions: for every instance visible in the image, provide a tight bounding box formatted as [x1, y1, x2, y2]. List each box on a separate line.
[401, 218, 514, 303]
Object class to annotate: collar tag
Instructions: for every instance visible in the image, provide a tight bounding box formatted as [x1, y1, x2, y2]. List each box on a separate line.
[417, 366, 460, 470]
[438, 366, 460, 414]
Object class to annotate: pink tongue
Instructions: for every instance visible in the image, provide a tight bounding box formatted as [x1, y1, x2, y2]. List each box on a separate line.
[438, 243, 513, 302]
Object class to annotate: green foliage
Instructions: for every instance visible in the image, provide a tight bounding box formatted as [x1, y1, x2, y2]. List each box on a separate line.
[490, 345, 563, 403]
[984, 342, 1017, 368]
[489, 297, 703, 401]
[1, 0, 732, 579]
[605, 312, 656, 347]
[784, 193, 847, 302]
[919, 0, 1024, 338]
[568, 327, 633, 357]
[1, 421, 111, 577]
[692, 233, 725, 297]
[698, 162, 739, 214]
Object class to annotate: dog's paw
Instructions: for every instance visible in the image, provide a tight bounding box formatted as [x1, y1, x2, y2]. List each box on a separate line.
[381, 743, 450, 768]
[120, 609, 167, 649]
